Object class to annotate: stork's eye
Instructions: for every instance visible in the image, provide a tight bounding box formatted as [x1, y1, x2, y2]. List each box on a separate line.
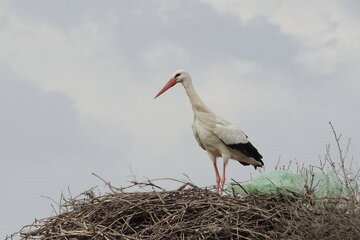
[174, 73, 181, 78]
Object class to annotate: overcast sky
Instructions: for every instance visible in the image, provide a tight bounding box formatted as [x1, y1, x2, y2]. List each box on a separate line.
[1, 0, 359, 237]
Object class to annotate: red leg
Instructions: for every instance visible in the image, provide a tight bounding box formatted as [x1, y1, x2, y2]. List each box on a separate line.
[212, 160, 221, 194]
[220, 161, 227, 195]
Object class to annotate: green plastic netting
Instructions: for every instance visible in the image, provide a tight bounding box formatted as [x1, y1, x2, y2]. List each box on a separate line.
[229, 170, 355, 198]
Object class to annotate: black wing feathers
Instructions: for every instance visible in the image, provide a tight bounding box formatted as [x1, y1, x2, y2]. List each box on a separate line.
[227, 141, 264, 166]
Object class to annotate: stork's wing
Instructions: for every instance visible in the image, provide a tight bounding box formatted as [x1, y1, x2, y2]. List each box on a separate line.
[213, 123, 263, 164]
[213, 123, 249, 145]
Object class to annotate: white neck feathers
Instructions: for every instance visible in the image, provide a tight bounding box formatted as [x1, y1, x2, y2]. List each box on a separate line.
[181, 80, 210, 113]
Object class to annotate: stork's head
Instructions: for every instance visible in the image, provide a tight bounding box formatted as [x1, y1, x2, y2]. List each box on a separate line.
[154, 69, 191, 99]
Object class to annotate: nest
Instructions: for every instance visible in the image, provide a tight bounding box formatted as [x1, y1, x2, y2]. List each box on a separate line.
[7, 179, 360, 240]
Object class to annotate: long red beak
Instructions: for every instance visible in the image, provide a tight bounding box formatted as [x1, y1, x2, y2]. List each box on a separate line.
[154, 78, 177, 99]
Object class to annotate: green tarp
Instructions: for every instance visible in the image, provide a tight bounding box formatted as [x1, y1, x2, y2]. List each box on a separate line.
[229, 170, 354, 198]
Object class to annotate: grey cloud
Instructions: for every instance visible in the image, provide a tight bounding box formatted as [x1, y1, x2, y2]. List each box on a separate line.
[0, 71, 128, 236]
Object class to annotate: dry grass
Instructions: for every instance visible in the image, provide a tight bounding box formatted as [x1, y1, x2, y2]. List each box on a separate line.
[6, 178, 360, 240]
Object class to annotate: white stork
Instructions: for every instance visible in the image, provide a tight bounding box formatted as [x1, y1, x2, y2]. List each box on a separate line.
[155, 70, 263, 194]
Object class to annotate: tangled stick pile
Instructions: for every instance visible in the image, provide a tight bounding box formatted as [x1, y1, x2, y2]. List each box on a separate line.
[12, 179, 360, 240]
